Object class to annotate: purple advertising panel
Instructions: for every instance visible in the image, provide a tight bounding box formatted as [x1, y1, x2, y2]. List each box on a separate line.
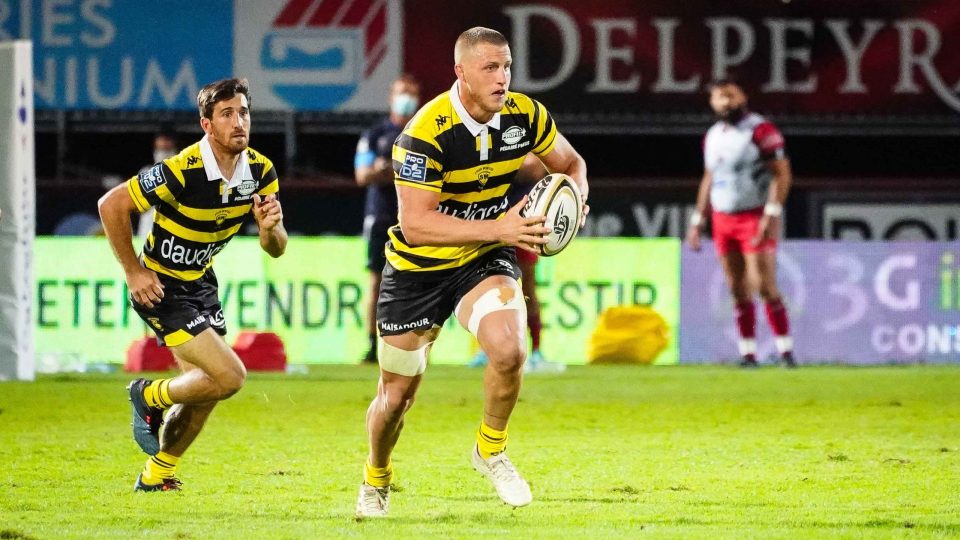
[681, 241, 960, 364]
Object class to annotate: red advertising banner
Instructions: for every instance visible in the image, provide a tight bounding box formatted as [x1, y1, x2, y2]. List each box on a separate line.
[403, 1, 960, 120]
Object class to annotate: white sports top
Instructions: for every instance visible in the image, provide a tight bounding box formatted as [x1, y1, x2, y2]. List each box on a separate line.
[704, 112, 786, 213]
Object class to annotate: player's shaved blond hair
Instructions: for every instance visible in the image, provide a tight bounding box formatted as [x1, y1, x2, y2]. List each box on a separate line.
[454, 27, 509, 64]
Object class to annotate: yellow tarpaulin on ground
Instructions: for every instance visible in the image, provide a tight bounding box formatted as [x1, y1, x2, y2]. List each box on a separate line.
[587, 306, 670, 365]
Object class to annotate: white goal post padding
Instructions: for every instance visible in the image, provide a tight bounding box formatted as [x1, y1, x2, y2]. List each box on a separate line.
[0, 40, 35, 381]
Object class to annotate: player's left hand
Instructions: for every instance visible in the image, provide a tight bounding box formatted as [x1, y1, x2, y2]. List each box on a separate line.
[252, 194, 283, 231]
[752, 215, 779, 247]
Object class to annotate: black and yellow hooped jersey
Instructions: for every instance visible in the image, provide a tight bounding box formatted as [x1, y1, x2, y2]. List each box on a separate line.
[389, 83, 558, 272]
[126, 139, 279, 281]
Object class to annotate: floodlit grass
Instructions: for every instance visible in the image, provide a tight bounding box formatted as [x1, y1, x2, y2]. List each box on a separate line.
[1, 365, 959, 539]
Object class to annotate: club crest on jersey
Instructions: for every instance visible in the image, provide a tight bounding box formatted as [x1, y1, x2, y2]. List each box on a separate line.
[476, 166, 493, 188]
[399, 152, 427, 182]
[138, 164, 166, 193]
[215, 210, 230, 226]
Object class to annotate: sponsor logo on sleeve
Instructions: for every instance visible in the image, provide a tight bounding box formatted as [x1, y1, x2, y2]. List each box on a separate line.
[399, 151, 428, 182]
[138, 164, 166, 193]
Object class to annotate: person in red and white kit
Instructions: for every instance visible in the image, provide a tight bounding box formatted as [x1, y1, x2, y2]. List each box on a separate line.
[686, 80, 796, 368]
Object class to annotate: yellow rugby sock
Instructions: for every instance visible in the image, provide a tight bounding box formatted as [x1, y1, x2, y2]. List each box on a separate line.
[143, 379, 173, 409]
[364, 460, 393, 488]
[477, 421, 508, 459]
[141, 451, 180, 484]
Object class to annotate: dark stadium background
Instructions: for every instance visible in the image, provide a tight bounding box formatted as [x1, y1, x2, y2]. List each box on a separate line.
[24, 0, 960, 240]
[33, 118, 960, 238]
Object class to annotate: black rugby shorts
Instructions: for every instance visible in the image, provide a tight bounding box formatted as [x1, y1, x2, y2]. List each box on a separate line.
[377, 246, 521, 336]
[131, 268, 227, 347]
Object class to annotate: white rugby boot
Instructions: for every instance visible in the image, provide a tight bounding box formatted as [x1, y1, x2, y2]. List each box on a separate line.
[471, 445, 533, 507]
[355, 483, 390, 519]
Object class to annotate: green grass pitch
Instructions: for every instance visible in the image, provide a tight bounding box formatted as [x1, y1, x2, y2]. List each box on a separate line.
[1, 365, 959, 539]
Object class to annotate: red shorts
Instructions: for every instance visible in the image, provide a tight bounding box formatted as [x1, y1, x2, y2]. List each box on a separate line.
[515, 247, 539, 265]
[711, 207, 777, 256]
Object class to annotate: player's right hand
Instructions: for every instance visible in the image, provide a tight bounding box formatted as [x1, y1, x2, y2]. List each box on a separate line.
[686, 225, 702, 252]
[126, 265, 164, 308]
[497, 196, 550, 253]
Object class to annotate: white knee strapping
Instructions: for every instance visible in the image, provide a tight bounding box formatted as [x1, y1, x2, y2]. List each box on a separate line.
[378, 338, 429, 377]
[457, 286, 526, 337]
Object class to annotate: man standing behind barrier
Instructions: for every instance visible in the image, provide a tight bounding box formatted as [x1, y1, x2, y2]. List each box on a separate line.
[686, 80, 795, 368]
[99, 78, 287, 491]
[355, 75, 421, 364]
[355, 27, 589, 518]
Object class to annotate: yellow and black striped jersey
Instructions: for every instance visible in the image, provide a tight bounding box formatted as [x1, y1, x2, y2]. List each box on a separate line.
[126, 136, 279, 281]
[388, 81, 558, 272]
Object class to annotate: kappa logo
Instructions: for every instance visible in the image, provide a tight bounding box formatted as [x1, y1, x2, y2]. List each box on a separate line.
[247, 149, 257, 162]
[186, 156, 200, 167]
[435, 114, 449, 129]
[257, 0, 392, 109]
[399, 152, 427, 182]
[138, 164, 166, 193]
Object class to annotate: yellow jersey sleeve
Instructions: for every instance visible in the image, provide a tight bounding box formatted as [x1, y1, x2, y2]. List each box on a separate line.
[530, 98, 558, 156]
[126, 162, 185, 212]
[257, 156, 279, 197]
[393, 131, 444, 193]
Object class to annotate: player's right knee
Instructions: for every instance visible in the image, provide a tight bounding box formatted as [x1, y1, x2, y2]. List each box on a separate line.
[378, 338, 429, 377]
[483, 332, 526, 374]
[378, 385, 416, 417]
[216, 365, 246, 399]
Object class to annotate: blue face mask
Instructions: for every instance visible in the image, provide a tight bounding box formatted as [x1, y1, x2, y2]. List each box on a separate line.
[391, 93, 418, 117]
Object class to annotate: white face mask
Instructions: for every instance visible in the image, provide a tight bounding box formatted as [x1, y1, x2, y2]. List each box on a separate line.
[391, 93, 419, 117]
[154, 149, 176, 163]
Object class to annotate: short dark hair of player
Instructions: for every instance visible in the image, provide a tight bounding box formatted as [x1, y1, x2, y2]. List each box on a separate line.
[454, 27, 508, 62]
[197, 78, 251, 119]
[708, 78, 741, 92]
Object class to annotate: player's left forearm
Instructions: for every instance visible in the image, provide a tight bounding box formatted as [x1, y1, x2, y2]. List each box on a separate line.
[541, 133, 589, 201]
[562, 156, 589, 201]
[259, 223, 287, 258]
[767, 158, 792, 205]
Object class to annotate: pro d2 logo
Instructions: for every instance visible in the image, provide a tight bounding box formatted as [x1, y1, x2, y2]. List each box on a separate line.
[237, 0, 402, 111]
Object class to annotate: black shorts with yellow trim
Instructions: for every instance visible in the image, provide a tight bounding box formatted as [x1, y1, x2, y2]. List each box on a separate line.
[132, 268, 227, 347]
[377, 246, 521, 337]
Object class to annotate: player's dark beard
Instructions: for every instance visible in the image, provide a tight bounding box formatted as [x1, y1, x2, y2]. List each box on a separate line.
[718, 105, 747, 124]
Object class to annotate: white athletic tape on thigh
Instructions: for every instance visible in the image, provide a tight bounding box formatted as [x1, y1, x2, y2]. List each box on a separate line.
[378, 339, 429, 377]
[465, 286, 526, 336]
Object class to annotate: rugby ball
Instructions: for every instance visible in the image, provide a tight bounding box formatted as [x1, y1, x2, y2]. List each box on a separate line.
[521, 173, 583, 256]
